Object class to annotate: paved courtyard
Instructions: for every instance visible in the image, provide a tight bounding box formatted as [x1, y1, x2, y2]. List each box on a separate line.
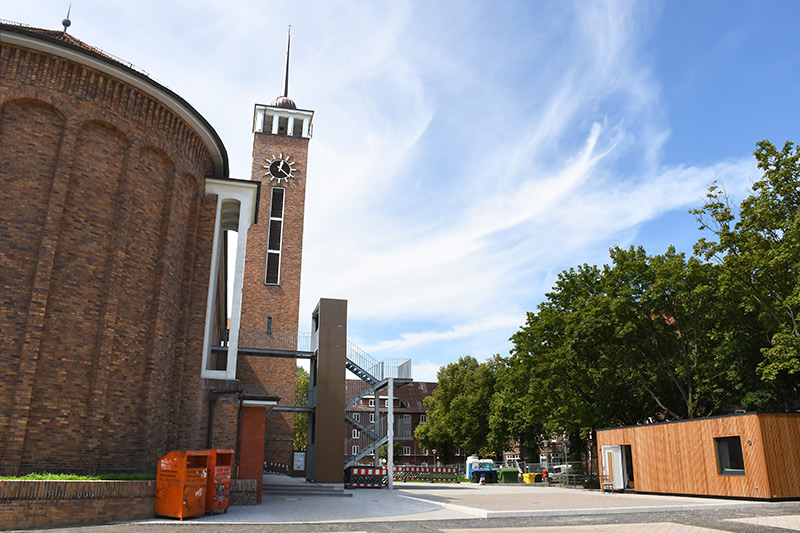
[27, 476, 800, 532]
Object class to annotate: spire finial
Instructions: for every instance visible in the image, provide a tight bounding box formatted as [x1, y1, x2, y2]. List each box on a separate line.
[282, 26, 291, 98]
[270, 26, 297, 109]
[62, 4, 72, 33]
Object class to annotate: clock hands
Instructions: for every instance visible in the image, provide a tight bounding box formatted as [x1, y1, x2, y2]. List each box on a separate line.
[264, 156, 294, 183]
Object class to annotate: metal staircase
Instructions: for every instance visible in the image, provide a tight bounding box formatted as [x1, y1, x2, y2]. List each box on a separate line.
[344, 341, 412, 469]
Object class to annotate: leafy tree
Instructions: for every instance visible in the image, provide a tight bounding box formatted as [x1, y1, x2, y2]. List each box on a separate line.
[415, 356, 500, 460]
[495, 244, 768, 454]
[451, 139, 800, 465]
[606, 246, 761, 418]
[293, 366, 309, 451]
[693, 140, 800, 394]
[377, 441, 401, 462]
[495, 260, 654, 454]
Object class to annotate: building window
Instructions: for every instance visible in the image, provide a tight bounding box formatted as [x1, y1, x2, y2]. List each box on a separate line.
[403, 414, 411, 421]
[715, 436, 745, 476]
[550, 452, 564, 465]
[352, 429, 360, 439]
[420, 414, 427, 423]
[352, 445, 359, 455]
[369, 413, 376, 423]
[368, 399, 375, 407]
[385, 399, 390, 407]
[353, 413, 360, 422]
[403, 446, 411, 456]
[265, 188, 285, 285]
[456, 447, 461, 455]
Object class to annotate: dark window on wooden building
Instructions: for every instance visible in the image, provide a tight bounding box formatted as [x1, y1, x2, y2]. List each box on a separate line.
[715, 436, 745, 476]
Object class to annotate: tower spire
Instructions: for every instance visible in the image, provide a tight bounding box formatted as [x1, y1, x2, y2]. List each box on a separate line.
[282, 26, 291, 98]
[270, 26, 297, 109]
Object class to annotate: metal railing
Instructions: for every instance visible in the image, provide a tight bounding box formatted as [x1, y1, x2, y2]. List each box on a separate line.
[346, 341, 412, 382]
[346, 379, 378, 407]
[345, 415, 389, 466]
[344, 413, 414, 467]
[346, 341, 384, 381]
[215, 328, 313, 353]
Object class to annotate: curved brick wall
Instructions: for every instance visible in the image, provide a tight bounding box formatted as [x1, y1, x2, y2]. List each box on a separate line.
[0, 30, 221, 474]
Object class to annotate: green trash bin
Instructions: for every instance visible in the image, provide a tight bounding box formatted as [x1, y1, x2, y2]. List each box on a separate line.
[498, 468, 519, 483]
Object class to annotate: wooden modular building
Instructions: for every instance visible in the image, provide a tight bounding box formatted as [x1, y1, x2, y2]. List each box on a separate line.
[597, 413, 800, 500]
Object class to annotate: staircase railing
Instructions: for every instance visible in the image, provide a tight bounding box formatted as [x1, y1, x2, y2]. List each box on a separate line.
[215, 327, 313, 353]
[346, 341, 412, 382]
[344, 415, 389, 468]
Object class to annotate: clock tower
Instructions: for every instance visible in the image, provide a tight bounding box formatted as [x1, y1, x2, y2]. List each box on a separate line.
[239, 28, 314, 467]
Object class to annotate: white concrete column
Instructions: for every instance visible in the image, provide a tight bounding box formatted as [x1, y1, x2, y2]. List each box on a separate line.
[287, 116, 295, 136]
[254, 108, 264, 133]
[374, 401, 381, 468]
[202, 178, 259, 381]
[225, 200, 253, 380]
[271, 114, 280, 134]
[201, 199, 225, 379]
[387, 377, 394, 490]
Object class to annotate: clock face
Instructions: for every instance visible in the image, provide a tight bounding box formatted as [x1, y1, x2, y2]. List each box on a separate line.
[263, 154, 295, 183]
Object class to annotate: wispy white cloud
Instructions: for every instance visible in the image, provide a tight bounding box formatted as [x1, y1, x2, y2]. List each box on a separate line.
[3, 0, 767, 377]
[365, 313, 521, 353]
[412, 360, 443, 383]
[297, 1, 758, 370]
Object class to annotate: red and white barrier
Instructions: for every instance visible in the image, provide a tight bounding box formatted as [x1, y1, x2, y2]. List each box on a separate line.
[346, 467, 387, 488]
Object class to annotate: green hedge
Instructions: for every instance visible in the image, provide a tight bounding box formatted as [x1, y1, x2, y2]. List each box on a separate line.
[0, 472, 156, 481]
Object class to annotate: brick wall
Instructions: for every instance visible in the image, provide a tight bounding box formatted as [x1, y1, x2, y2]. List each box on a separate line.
[239, 131, 310, 464]
[0, 478, 258, 529]
[0, 480, 156, 530]
[0, 34, 218, 474]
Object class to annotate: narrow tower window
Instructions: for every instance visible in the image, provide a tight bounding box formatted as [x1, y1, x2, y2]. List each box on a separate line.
[265, 188, 285, 284]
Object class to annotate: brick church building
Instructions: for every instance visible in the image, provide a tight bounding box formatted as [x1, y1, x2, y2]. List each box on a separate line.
[0, 19, 312, 481]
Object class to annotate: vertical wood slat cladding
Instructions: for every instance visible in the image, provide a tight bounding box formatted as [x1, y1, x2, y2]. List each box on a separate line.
[757, 415, 800, 499]
[596, 414, 800, 499]
[0, 101, 65, 459]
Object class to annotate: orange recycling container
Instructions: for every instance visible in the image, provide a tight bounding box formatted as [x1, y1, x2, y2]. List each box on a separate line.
[205, 449, 234, 514]
[154, 450, 211, 520]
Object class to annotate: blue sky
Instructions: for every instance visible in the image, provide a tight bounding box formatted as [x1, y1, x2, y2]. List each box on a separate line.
[6, 1, 800, 381]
